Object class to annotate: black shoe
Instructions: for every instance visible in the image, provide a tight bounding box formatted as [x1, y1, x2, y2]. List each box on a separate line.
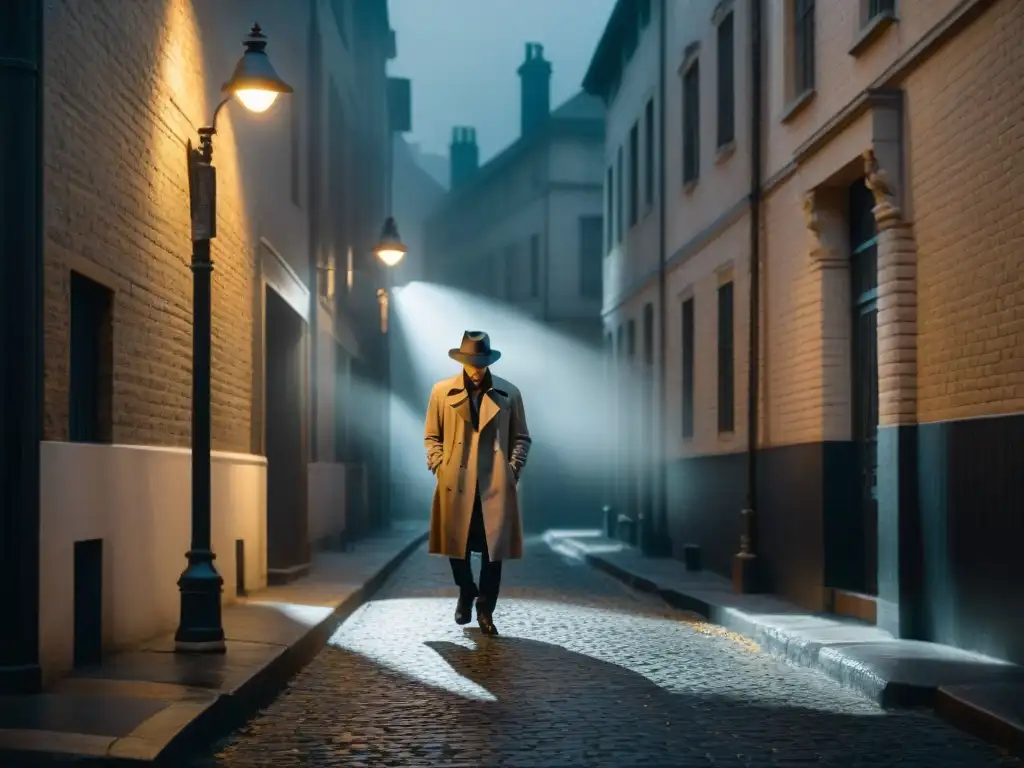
[476, 599, 499, 636]
[454, 592, 475, 625]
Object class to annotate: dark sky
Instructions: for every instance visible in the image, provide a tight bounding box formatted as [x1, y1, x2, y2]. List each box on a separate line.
[387, 0, 615, 163]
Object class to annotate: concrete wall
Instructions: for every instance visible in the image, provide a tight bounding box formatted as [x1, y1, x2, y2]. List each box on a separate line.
[39, 442, 266, 686]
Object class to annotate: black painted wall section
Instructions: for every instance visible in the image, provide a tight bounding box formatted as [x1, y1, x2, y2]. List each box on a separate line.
[666, 441, 856, 611]
[916, 413, 1024, 665]
[666, 451, 744, 580]
[666, 413, 1024, 666]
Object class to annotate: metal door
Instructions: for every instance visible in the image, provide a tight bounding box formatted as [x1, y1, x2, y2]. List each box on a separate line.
[849, 179, 879, 595]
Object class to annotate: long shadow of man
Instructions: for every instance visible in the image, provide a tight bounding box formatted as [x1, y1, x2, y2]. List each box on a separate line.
[423, 636, 1013, 768]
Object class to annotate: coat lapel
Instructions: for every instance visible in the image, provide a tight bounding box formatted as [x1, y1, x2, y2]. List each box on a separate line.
[446, 390, 473, 427]
[479, 388, 508, 432]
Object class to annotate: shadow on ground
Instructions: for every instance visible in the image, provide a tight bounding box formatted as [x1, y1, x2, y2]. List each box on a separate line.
[198, 632, 1018, 767]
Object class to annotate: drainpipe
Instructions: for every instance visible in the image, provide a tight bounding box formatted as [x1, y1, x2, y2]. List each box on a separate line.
[654, 0, 670, 556]
[307, 5, 321, 464]
[0, 0, 44, 693]
[733, 0, 763, 593]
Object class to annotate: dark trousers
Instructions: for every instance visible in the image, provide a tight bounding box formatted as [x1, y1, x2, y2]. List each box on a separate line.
[449, 493, 502, 612]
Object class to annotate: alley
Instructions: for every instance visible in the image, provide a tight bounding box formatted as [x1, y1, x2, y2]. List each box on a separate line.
[192, 539, 1015, 767]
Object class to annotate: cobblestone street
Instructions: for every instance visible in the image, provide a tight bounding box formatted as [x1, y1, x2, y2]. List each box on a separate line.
[193, 538, 1018, 767]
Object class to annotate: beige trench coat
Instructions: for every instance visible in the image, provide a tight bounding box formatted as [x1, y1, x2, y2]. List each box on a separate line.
[424, 373, 531, 561]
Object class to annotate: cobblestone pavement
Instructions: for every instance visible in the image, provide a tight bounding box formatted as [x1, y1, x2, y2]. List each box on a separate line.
[192, 538, 1019, 767]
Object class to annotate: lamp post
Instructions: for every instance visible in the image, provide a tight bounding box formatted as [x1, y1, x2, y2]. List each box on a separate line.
[373, 217, 406, 530]
[176, 23, 293, 653]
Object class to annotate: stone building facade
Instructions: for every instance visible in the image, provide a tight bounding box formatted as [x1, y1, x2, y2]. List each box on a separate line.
[0, 0, 396, 688]
[586, 0, 1024, 665]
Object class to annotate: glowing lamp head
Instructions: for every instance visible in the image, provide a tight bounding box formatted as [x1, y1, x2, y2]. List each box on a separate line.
[374, 217, 408, 267]
[222, 23, 293, 114]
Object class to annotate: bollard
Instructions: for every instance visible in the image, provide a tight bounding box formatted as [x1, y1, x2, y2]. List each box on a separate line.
[617, 514, 637, 546]
[683, 544, 702, 572]
[602, 505, 616, 538]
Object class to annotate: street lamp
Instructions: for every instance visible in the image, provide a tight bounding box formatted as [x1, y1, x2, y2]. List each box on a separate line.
[374, 216, 406, 334]
[176, 23, 292, 653]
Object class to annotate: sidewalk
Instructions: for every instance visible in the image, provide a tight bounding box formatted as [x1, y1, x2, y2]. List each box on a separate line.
[0, 522, 427, 766]
[547, 530, 1024, 756]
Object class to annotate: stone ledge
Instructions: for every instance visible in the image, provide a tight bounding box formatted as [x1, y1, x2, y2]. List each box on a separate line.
[550, 531, 1024, 757]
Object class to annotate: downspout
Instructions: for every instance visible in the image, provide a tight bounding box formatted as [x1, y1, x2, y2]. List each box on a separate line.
[655, 0, 669, 555]
[542, 144, 551, 323]
[307, 2, 321, 464]
[734, 0, 763, 592]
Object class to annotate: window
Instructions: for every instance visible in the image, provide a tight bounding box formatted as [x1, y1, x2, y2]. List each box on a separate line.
[642, 303, 654, 368]
[644, 98, 655, 208]
[579, 216, 603, 299]
[624, 16, 638, 62]
[529, 234, 541, 298]
[290, 97, 301, 206]
[616, 147, 624, 243]
[628, 121, 639, 227]
[794, 0, 816, 95]
[69, 272, 114, 443]
[627, 318, 636, 361]
[682, 61, 700, 184]
[681, 298, 695, 438]
[868, 0, 895, 18]
[717, 281, 735, 433]
[605, 165, 614, 252]
[716, 13, 735, 148]
[504, 243, 518, 300]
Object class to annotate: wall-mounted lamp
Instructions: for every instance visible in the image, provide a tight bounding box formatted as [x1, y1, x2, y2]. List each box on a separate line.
[373, 217, 406, 333]
[374, 216, 407, 267]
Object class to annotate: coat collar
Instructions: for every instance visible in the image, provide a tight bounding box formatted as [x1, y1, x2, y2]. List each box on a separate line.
[442, 372, 509, 430]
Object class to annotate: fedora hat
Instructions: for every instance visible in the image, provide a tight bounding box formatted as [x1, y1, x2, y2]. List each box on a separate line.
[448, 330, 501, 367]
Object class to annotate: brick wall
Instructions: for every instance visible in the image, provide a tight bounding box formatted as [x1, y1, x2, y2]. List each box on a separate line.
[903, 0, 1024, 423]
[43, 0, 254, 452]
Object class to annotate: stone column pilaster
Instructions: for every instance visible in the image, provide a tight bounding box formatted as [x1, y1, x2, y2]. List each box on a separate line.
[863, 147, 922, 639]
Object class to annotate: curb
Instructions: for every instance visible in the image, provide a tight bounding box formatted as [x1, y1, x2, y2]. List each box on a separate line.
[3, 531, 428, 767]
[160, 530, 428, 765]
[563, 539, 1024, 757]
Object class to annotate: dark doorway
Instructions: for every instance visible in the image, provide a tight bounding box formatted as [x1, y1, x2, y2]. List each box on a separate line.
[848, 179, 879, 596]
[265, 287, 309, 584]
[73, 539, 103, 668]
[69, 272, 114, 443]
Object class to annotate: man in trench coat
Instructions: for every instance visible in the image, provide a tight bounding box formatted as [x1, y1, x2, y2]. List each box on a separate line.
[424, 330, 531, 636]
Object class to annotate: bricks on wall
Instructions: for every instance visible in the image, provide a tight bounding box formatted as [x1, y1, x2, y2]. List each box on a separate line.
[43, 0, 255, 452]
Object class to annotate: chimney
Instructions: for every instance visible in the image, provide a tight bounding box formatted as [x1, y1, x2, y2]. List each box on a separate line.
[518, 42, 552, 137]
[449, 126, 479, 189]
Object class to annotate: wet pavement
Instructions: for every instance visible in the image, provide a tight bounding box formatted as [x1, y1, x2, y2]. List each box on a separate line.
[191, 538, 1019, 767]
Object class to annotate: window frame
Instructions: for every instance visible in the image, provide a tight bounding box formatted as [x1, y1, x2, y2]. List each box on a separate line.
[682, 60, 701, 186]
[793, 0, 816, 96]
[578, 215, 604, 299]
[681, 297, 695, 439]
[716, 281, 735, 434]
[716, 12, 735, 149]
[628, 121, 640, 227]
[644, 97, 655, 209]
[529, 234, 541, 298]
